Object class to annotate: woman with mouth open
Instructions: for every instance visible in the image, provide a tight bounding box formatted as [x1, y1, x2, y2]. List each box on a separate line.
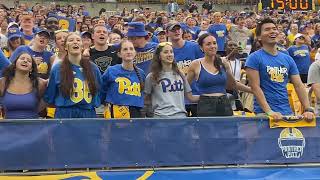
[0, 52, 47, 119]
[44, 32, 102, 118]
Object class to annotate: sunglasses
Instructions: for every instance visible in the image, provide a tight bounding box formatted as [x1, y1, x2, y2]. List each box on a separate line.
[54, 29, 69, 34]
[47, 21, 58, 25]
[227, 43, 238, 47]
[158, 42, 172, 47]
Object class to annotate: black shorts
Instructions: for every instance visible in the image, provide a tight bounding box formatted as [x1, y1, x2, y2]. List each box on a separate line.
[185, 104, 198, 117]
[197, 95, 233, 117]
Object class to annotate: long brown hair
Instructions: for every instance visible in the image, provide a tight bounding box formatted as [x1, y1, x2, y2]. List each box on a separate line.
[1, 52, 39, 98]
[60, 32, 98, 97]
[150, 42, 183, 83]
[119, 40, 144, 90]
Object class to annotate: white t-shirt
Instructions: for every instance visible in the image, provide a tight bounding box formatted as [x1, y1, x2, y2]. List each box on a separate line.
[0, 34, 7, 48]
[315, 49, 320, 61]
[229, 59, 242, 81]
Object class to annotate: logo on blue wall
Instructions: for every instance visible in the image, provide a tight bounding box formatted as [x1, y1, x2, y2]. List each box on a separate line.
[278, 128, 305, 159]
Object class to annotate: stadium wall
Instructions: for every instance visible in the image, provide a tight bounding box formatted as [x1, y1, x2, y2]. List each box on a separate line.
[3, 0, 264, 16]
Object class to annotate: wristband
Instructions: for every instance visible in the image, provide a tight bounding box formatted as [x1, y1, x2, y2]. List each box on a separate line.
[265, 110, 274, 116]
[304, 107, 314, 113]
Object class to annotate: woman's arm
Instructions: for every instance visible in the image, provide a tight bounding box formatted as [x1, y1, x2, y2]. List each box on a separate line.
[236, 81, 252, 93]
[186, 60, 199, 85]
[185, 92, 200, 102]
[144, 94, 153, 117]
[38, 78, 48, 112]
[0, 78, 5, 97]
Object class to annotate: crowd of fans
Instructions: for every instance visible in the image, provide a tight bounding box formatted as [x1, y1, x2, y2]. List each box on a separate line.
[0, 1, 319, 120]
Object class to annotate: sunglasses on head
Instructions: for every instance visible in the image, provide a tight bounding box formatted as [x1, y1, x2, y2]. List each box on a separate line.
[158, 42, 172, 47]
[54, 29, 69, 34]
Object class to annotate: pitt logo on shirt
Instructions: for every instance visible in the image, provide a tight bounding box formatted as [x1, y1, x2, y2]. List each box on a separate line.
[160, 78, 183, 93]
[116, 77, 141, 96]
[267, 65, 288, 83]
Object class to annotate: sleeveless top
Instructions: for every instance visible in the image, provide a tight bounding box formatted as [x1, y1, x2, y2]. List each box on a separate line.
[1, 91, 39, 119]
[196, 61, 227, 95]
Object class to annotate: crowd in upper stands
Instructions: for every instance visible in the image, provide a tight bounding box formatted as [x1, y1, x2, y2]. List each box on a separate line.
[0, 0, 319, 120]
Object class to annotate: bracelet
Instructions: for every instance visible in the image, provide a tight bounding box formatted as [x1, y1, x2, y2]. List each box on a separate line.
[304, 107, 314, 113]
[265, 110, 274, 116]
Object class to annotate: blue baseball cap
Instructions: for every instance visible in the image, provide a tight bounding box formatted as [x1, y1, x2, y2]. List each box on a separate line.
[35, 28, 50, 38]
[127, 22, 148, 37]
[81, 31, 92, 39]
[7, 27, 22, 40]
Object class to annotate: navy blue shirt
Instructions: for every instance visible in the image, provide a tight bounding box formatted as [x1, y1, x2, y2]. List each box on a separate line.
[287, 45, 311, 74]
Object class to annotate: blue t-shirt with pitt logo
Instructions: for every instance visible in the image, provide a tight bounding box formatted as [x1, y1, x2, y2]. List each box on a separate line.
[245, 49, 299, 115]
[102, 64, 145, 108]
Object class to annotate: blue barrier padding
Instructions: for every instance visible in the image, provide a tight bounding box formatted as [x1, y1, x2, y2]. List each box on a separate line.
[94, 167, 320, 180]
[0, 117, 319, 170]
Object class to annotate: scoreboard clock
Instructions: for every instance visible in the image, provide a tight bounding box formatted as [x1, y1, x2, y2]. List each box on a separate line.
[262, 0, 313, 10]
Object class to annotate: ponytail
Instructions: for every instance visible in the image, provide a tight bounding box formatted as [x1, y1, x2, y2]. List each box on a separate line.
[133, 64, 144, 91]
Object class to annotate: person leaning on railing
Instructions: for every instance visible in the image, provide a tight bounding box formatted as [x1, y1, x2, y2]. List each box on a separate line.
[245, 18, 314, 121]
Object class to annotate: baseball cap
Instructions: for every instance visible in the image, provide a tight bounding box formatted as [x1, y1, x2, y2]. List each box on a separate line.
[7, 27, 22, 40]
[8, 22, 19, 29]
[154, 27, 166, 36]
[81, 31, 92, 39]
[294, 33, 304, 40]
[35, 28, 50, 38]
[166, 23, 181, 31]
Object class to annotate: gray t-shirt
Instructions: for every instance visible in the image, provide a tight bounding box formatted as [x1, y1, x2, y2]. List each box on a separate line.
[144, 71, 192, 118]
[307, 60, 320, 115]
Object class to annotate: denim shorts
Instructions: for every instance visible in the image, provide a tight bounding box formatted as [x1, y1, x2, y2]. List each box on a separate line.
[197, 95, 233, 117]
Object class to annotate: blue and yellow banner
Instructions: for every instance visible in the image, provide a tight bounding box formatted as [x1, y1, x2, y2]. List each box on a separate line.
[269, 116, 316, 128]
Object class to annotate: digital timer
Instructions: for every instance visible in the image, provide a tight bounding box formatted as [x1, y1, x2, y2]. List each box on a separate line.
[262, 0, 313, 10]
